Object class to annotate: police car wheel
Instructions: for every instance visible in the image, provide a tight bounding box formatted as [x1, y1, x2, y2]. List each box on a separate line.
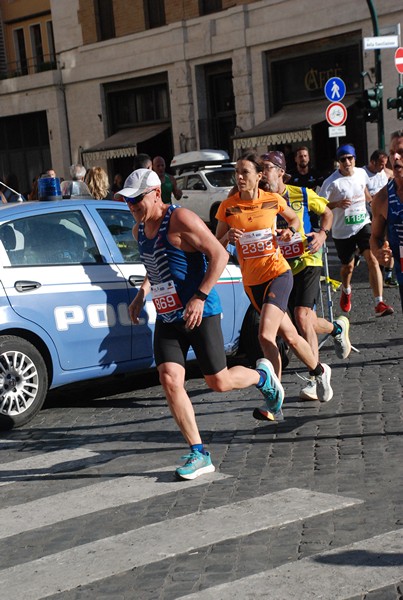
[0, 335, 48, 429]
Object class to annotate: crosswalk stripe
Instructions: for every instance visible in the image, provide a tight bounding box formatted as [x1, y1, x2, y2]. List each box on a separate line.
[0, 448, 101, 486]
[0, 488, 361, 600]
[0, 468, 230, 539]
[180, 528, 403, 599]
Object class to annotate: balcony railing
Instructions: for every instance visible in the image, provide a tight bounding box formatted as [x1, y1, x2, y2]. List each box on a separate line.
[0, 54, 58, 80]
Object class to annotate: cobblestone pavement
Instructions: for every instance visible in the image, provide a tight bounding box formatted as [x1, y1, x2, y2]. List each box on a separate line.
[0, 257, 402, 600]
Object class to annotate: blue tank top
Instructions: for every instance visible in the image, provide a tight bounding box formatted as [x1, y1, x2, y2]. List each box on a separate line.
[138, 205, 222, 322]
[387, 179, 403, 284]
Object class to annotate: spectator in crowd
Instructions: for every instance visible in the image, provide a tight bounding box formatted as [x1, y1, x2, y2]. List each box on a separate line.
[152, 155, 182, 204]
[371, 130, 403, 312]
[70, 164, 86, 181]
[45, 168, 57, 178]
[111, 173, 123, 194]
[319, 144, 393, 317]
[289, 146, 324, 190]
[27, 176, 39, 201]
[0, 174, 24, 202]
[133, 153, 152, 170]
[85, 166, 112, 200]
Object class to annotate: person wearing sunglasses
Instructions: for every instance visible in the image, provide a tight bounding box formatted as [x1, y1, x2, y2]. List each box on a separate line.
[319, 144, 393, 317]
[116, 168, 288, 481]
[370, 130, 403, 312]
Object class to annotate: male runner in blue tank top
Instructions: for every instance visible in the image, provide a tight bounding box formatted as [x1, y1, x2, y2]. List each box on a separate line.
[116, 168, 295, 480]
[371, 130, 403, 312]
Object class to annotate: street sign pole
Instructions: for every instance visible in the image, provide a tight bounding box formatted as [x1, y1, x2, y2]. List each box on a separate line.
[366, 0, 384, 149]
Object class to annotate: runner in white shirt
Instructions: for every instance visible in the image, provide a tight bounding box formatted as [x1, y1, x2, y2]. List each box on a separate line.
[362, 149, 397, 287]
[320, 144, 393, 317]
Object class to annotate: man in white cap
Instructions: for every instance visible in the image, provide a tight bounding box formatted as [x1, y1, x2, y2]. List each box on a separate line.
[117, 169, 285, 481]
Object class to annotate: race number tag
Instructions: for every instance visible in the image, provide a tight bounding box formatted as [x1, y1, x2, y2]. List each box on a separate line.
[278, 232, 304, 259]
[345, 201, 366, 225]
[238, 228, 275, 259]
[151, 280, 183, 314]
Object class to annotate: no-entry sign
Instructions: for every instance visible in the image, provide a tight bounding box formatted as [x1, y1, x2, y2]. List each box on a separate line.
[395, 47, 403, 74]
[326, 102, 347, 127]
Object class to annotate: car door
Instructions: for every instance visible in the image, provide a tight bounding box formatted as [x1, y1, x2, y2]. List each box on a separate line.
[90, 204, 155, 361]
[0, 204, 152, 371]
[175, 173, 210, 222]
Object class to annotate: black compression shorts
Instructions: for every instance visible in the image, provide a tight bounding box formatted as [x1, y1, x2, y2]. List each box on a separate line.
[153, 313, 227, 376]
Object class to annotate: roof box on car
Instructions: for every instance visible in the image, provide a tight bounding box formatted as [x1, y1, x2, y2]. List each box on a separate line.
[171, 149, 230, 173]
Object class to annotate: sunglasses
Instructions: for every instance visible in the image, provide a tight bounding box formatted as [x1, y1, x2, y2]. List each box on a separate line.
[125, 189, 154, 205]
[339, 156, 355, 163]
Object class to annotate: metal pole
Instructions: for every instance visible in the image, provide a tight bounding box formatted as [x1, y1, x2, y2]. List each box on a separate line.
[366, 0, 384, 149]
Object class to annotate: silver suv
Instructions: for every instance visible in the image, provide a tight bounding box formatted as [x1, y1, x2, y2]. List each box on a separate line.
[172, 150, 235, 230]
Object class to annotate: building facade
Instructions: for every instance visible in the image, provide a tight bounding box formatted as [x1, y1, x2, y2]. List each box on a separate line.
[0, 0, 402, 193]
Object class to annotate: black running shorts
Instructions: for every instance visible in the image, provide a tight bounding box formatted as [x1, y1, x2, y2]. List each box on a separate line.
[153, 313, 227, 375]
[333, 224, 371, 265]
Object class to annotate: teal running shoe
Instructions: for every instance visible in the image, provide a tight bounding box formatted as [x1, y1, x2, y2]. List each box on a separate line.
[256, 358, 284, 414]
[253, 406, 284, 422]
[175, 450, 215, 480]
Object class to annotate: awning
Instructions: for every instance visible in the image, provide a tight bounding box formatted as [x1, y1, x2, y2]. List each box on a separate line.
[233, 98, 356, 150]
[81, 123, 170, 163]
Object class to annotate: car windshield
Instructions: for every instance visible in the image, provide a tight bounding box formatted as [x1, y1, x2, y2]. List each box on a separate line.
[205, 169, 235, 188]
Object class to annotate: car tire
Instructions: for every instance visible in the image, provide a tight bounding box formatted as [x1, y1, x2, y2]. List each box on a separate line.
[0, 335, 48, 429]
[239, 304, 289, 370]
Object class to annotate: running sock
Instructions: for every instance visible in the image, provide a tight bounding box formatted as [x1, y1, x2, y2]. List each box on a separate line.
[256, 369, 267, 389]
[191, 443, 207, 455]
[331, 322, 342, 337]
[309, 363, 324, 377]
[375, 296, 382, 304]
[385, 268, 393, 279]
[342, 286, 351, 294]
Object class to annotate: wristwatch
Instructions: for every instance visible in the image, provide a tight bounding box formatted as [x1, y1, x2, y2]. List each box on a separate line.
[288, 226, 297, 235]
[194, 289, 208, 301]
[320, 227, 330, 236]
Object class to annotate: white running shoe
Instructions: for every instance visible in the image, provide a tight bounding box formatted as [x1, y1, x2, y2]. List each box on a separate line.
[299, 377, 318, 400]
[333, 316, 351, 359]
[316, 364, 333, 402]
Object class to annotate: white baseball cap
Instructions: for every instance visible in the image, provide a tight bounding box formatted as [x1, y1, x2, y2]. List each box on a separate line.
[115, 168, 160, 202]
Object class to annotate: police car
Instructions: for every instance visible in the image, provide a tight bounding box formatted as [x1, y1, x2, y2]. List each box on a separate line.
[0, 196, 254, 428]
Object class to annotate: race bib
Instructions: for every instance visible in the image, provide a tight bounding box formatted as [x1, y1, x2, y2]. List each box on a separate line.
[239, 228, 275, 259]
[151, 280, 183, 314]
[278, 232, 304, 259]
[344, 201, 366, 225]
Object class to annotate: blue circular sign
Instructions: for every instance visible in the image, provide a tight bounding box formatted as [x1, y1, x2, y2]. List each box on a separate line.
[324, 77, 346, 102]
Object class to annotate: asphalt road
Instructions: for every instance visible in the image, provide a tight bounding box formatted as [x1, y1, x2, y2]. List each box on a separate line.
[0, 253, 402, 600]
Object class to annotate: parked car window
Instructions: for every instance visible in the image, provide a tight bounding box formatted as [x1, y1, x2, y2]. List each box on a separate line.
[97, 209, 140, 263]
[175, 176, 186, 190]
[0, 211, 99, 266]
[205, 169, 235, 187]
[187, 174, 207, 191]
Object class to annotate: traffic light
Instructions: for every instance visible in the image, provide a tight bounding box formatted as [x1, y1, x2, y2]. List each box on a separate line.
[362, 84, 383, 123]
[387, 85, 403, 120]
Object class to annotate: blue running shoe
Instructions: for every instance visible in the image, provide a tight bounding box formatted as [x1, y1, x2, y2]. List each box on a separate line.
[253, 406, 284, 422]
[175, 450, 215, 480]
[256, 358, 284, 414]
